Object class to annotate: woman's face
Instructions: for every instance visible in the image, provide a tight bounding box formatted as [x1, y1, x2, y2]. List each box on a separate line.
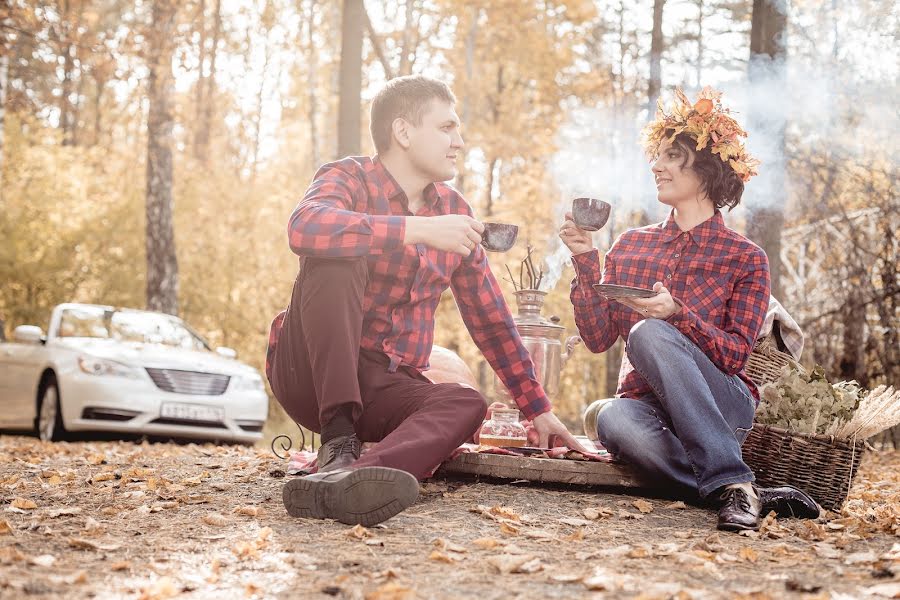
[652, 138, 705, 208]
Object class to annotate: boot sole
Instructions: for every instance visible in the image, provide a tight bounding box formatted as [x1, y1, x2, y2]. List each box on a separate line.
[282, 467, 419, 527]
[717, 520, 760, 532]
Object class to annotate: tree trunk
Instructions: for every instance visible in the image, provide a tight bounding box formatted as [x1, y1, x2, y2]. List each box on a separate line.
[455, 6, 479, 195]
[195, 0, 221, 165]
[397, 0, 417, 76]
[146, 0, 179, 315]
[696, 0, 704, 86]
[337, 0, 364, 158]
[747, 0, 787, 300]
[305, 0, 321, 169]
[0, 51, 7, 201]
[647, 0, 665, 117]
[192, 0, 207, 161]
[250, 39, 271, 181]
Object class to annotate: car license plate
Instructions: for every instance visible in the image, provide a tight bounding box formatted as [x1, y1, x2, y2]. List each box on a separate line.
[160, 403, 225, 423]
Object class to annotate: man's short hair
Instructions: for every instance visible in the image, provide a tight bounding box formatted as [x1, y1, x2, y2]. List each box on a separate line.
[370, 75, 456, 155]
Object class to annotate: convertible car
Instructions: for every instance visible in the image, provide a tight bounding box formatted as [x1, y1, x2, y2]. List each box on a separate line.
[0, 303, 268, 444]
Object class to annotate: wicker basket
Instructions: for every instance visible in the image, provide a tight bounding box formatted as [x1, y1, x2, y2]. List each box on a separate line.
[741, 424, 864, 511]
[745, 335, 803, 387]
[742, 335, 863, 511]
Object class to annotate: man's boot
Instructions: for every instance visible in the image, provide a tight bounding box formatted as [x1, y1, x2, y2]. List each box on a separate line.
[317, 434, 361, 472]
[282, 466, 419, 526]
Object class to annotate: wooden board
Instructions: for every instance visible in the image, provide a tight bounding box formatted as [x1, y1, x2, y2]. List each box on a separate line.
[437, 452, 646, 489]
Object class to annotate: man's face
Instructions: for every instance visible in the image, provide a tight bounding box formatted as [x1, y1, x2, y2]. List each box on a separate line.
[404, 99, 464, 183]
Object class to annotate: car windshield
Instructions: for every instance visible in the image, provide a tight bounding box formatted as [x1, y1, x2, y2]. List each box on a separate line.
[57, 307, 209, 351]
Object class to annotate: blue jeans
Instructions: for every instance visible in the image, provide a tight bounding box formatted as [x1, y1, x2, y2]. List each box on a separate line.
[595, 319, 756, 498]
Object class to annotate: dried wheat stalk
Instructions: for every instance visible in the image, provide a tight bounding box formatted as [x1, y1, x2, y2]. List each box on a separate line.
[827, 386, 900, 439]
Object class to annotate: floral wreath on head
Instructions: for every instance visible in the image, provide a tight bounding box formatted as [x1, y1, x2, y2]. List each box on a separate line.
[641, 86, 760, 182]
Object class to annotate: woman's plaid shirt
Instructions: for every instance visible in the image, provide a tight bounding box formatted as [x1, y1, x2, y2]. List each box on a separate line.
[267, 156, 552, 419]
[570, 210, 770, 402]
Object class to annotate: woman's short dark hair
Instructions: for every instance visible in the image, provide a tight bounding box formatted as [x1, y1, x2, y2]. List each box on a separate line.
[370, 75, 456, 155]
[670, 131, 745, 210]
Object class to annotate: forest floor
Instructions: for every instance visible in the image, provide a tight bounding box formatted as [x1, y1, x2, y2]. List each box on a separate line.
[0, 435, 898, 600]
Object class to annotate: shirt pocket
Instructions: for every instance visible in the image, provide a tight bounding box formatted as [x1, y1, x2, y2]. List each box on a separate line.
[687, 272, 733, 318]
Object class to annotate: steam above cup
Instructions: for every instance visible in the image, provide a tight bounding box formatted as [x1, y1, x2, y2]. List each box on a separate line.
[572, 198, 612, 232]
[481, 222, 519, 252]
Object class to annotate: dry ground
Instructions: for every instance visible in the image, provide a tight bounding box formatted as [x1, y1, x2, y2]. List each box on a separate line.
[0, 435, 898, 600]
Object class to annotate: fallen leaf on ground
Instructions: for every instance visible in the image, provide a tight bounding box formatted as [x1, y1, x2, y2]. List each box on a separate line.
[46, 507, 81, 517]
[739, 547, 759, 563]
[137, 576, 178, 600]
[11, 498, 37, 510]
[347, 524, 371, 539]
[618, 510, 643, 520]
[500, 522, 520, 536]
[110, 560, 131, 571]
[524, 529, 555, 539]
[202, 513, 228, 526]
[364, 582, 416, 600]
[583, 507, 613, 520]
[549, 573, 582, 583]
[68, 538, 120, 551]
[471, 538, 501, 550]
[432, 538, 467, 553]
[665, 501, 688, 510]
[486, 554, 538, 574]
[632, 499, 653, 514]
[564, 528, 585, 542]
[559, 517, 593, 527]
[583, 568, 622, 591]
[0, 520, 12, 535]
[234, 505, 261, 517]
[429, 550, 459, 564]
[29, 554, 56, 567]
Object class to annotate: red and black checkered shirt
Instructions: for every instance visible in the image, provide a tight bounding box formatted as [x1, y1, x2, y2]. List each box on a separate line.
[267, 156, 552, 419]
[570, 210, 770, 402]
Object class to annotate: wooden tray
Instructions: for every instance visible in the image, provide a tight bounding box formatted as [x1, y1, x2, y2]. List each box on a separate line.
[437, 452, 645, 488]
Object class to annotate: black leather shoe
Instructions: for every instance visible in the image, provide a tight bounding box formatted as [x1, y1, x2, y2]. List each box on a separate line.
[716, 486, 761, 532]
[317, 434, 361, 472]
[282, 467, 419, 526]
[758, 485, 821, 519]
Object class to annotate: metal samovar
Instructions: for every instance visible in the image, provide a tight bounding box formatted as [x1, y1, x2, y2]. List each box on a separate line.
[494, 289, 580, 405]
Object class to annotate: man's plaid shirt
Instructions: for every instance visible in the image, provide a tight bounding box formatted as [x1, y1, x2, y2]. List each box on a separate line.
[267, 156, 552, 419]
[570, 210, 770, 402]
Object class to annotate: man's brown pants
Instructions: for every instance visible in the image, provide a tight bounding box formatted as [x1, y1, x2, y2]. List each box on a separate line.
[268, 256, 487, 480]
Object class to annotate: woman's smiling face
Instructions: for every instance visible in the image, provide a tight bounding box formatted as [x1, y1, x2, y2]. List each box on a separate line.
[651, 137, 705, 208]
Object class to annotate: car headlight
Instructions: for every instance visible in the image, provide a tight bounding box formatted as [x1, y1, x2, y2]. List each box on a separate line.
[232, 373, 265, 392]
[78, 356, 141, 379]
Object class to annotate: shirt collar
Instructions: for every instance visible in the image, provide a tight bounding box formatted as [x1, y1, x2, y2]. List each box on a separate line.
[372, 155, 443, 212]
[660, 209, 725, 248]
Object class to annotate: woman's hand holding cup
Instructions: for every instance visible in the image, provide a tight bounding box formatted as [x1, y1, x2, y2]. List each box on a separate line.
[559, 212, 594, 255]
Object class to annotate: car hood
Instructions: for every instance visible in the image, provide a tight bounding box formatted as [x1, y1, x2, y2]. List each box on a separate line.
[54, 338, 260, 378]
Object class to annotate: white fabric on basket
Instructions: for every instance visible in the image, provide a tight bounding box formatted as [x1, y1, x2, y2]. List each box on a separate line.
[757, 296, 804, 360]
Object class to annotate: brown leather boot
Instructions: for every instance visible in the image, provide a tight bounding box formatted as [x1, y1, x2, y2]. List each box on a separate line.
[316, 434, 361, 472]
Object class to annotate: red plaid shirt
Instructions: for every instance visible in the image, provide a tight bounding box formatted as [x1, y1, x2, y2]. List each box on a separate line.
[570, 210, 770, 401]
[267, 156, 552, 419]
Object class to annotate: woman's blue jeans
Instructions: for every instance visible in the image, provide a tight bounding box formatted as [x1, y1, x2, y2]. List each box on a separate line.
[595, 318, 756, 499]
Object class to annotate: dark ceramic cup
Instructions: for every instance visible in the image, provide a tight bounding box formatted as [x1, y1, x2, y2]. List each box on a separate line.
[480, 222, 519, 252]
[572, 197, 612, 232]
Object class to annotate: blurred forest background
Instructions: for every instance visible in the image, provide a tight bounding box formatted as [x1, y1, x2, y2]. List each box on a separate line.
[1, 0, 897, 442]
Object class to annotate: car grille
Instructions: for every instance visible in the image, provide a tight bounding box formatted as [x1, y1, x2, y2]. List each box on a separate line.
[145, 368, 230, 396]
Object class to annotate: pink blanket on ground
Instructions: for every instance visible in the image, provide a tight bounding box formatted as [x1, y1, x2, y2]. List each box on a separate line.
[285, 442, 613, 476]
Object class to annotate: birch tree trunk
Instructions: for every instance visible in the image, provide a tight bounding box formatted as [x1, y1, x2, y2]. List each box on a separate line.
[337, 0, 363, 157]
[146, 0, 179, 315]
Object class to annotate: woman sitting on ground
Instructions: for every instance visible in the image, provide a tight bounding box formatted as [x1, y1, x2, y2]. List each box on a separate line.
[559, 87, 817, 532]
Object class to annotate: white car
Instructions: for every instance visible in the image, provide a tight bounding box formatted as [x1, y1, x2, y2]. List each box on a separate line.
[0, 303, 268, 444]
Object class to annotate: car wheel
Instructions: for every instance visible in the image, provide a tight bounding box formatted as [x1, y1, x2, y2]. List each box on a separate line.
[37, 375, 67, 442]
